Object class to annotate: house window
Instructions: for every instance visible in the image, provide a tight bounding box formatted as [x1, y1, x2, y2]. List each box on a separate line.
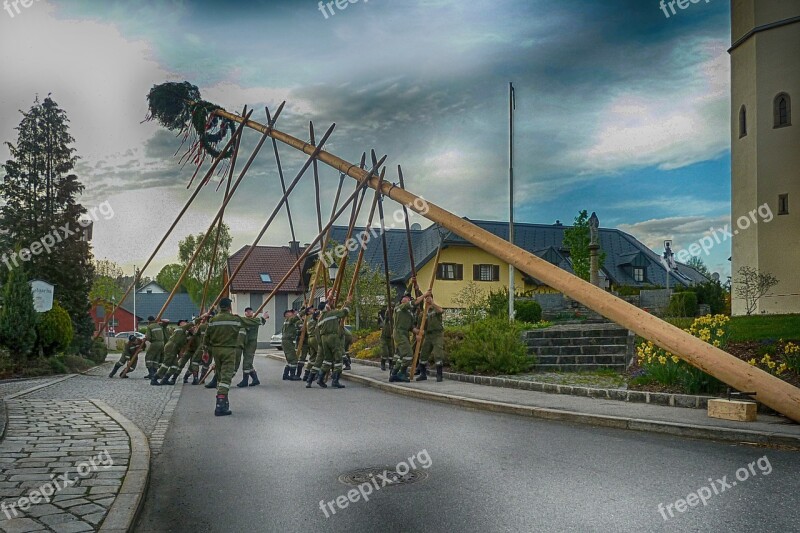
[739, 105, 747, 137]
[260, 273, 272, 283]
[774, 93, 791, 128]
[779, 194, 789, 215]
[473, 264, 500, 282]
[437, 263, 463, 280]
[95, 305, 105, 318]
[633, 267, 645, 282]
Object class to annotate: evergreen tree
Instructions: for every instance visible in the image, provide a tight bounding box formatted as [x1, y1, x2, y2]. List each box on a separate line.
[0, 266, 38, 358]
[0, 96, 95, 350]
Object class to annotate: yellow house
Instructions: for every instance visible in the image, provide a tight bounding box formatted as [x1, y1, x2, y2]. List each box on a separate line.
[328, 219, 706, 309]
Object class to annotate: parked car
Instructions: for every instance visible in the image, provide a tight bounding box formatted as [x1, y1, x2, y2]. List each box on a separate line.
[115, 331, 146, 340]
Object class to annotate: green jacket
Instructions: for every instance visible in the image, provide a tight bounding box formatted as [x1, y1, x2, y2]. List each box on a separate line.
[425, 309, 444, 335]
[318, 307, 349, 336]
[145, 322, 165, 343]
[122, 340, 139, 358]
[393, 302, 416, 336]
[241, 316, 265, 343]
[206, 312, 244, 348]
[165, 323, 192, 352]
[282, 314, 302, 340]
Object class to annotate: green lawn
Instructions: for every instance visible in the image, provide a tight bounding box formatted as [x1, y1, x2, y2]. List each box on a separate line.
[728, 314, 800, 342]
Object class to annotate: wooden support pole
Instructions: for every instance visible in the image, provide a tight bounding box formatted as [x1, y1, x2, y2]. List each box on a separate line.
[210, 109, 800, 424]
[377, 188, 395, 357]
[397, 165, 421, 297]
[409, 244, 443, 380]
[345, 169, 385, 303]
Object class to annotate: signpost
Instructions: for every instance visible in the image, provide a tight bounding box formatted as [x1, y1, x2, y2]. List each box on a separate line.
[29, 280, 54, 313]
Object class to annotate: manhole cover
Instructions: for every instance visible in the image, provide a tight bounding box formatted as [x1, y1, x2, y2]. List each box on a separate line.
[338, 466, 428, 487]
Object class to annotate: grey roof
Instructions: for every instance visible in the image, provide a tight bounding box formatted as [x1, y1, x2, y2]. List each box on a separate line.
[119, 293, 200, 322]
[327, 219, 708, 288]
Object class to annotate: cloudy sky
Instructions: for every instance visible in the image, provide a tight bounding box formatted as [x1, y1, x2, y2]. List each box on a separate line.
[0, 0, 733, 278]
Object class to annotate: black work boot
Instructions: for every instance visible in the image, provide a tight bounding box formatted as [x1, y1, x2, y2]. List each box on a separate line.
[316, 370, 328, 388]
[150, 374, 162, 386]
[306, 370, 317, 388]
[380, 359, 386, 371]
[167, 374, 177, 385]
[183, 370, 191, 384]
[302, 368, 311, 382]
[159, 375, 171, 386]
[204, 373, 218, 389]
[282, 365, 290, 381]
[332, 370, 346, 389]
[436, 364, 443, 382]
[214, 395, 232, 417]
[398, 369, 411, 383]
[289, 367, 301, 381]
[249, 370, 260, 386]
[343, 355, 351, 371]
[389, 367, 400, 382]
[108, 363, 122, 378]
[236, 373, 250, 388]
[297, 362, 305, 376]
[416, 364, 428, 381]
[191, 372, 199, 385]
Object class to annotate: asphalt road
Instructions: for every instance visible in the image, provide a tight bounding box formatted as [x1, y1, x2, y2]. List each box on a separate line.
[136, 354, 800, 533]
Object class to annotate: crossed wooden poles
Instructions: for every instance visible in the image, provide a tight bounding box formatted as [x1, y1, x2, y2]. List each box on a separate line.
[108, 105, 800, 424]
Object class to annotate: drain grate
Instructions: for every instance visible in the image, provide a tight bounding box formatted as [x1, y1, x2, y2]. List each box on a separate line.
[338, 466, 428, 487]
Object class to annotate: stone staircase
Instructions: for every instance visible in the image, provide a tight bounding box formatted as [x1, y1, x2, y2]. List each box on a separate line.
[525, 322, 634, 372]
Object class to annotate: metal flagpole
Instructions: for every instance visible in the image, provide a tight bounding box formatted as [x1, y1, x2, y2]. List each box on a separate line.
[508, 81, 516, 321]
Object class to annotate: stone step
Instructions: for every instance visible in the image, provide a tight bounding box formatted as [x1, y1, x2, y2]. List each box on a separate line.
[535, 354, 628, 366]
[526, 336, 629, 347]
[528, 344, 628, 357]
[526, 328, 628, 339]
[534, 363, 627, 372]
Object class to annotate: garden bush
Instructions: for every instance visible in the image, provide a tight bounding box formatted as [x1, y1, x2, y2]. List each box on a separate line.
[89, 337, 108, 364]
[449, 317, 533, 375]
[514, 300, 542, 323]
[36, 301, 74, 356]
[667, 292, 698, 318]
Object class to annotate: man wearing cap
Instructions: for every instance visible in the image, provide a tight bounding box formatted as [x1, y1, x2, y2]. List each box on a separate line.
[109, 335, 142, 378]
[390, 292, 424, 382]
[281, 309, 303, 381]
[235, 307, 269, 387]
[305, 304, 325, 387]
[143, 316, 166, 380]
[315, 295, 352, 389]
[417, 290, 445, 382]
[204, 298, 248, 416]
[297, 307, 315, 382]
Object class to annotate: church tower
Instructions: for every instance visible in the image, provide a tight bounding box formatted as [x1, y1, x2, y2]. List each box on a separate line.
[730, 0, 800, 315]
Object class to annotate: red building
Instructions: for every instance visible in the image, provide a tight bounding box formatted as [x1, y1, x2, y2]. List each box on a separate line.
[90, 298, 137, 336]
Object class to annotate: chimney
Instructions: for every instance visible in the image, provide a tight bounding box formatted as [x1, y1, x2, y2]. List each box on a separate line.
[289, 240, 300, 254]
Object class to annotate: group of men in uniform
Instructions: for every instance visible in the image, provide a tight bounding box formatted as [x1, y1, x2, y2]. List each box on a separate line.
[107, 282, 446, 415]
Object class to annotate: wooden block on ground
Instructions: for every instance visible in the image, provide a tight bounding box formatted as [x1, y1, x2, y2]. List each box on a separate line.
[708, 399, 757, 422]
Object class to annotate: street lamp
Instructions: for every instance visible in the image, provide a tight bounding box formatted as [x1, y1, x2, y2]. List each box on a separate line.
[328, 264, 338, 282]
[111, 295, 116, 336]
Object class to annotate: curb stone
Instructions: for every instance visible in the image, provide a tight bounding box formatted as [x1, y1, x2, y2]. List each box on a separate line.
[263, 354, 798, 447]
[91, 400, 150, 533]
[3, 374, 77, 400]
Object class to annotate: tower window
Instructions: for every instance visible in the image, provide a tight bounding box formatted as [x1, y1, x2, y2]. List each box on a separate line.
[633, 267, 645, 283]
[779, 194, 789, 215]
[774, 93, 791, 128]
[739, 105, 747, 138]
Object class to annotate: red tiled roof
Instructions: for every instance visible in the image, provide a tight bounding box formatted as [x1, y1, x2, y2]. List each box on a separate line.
[226, 245, 306, 294]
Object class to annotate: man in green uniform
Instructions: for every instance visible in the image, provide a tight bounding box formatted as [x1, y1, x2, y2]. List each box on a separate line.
[173, 320, 201, 384]
[143, 316, 166, 380]
[153, 320, 193, 385]
[184, 316, 210, 385]
[296, 307, 315, 379]
[281, 309, 302, 381]
[378, 307, 393, 371]
[205, 298, 244, 416]
[109, 335, 142, 378]
[315, 297, 352, 389]
[417, 291, 445, 382]
[235, 307, 268, 387]
[304, 306, 324, 386]
[390, 293, 423, 383]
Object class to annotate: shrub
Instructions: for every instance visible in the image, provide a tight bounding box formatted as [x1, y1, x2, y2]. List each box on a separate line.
[514, 300, 542, 323]
[48, 356, 68, 374]
[636, 315, 729, 394]
[449, 317, 532, 375]
[667, 292, 698, 318]
[692, 280, 727, 315]
[36, 301, 74, 356]
[0, 266, 38, 358]
[89, 337, 108, 364]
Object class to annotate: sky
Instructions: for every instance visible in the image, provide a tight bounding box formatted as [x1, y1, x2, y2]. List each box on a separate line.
[0, 0, 734, 279]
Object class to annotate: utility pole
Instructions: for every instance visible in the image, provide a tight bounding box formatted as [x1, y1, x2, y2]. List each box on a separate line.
[508, 82, 516, 321]
[133, 266, 138, 332]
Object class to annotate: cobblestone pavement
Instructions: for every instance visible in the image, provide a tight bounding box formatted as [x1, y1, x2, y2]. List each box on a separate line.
[0, 379, 54, 400]
[24, 364, 181, 445]
[0, 400, 129, 533]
